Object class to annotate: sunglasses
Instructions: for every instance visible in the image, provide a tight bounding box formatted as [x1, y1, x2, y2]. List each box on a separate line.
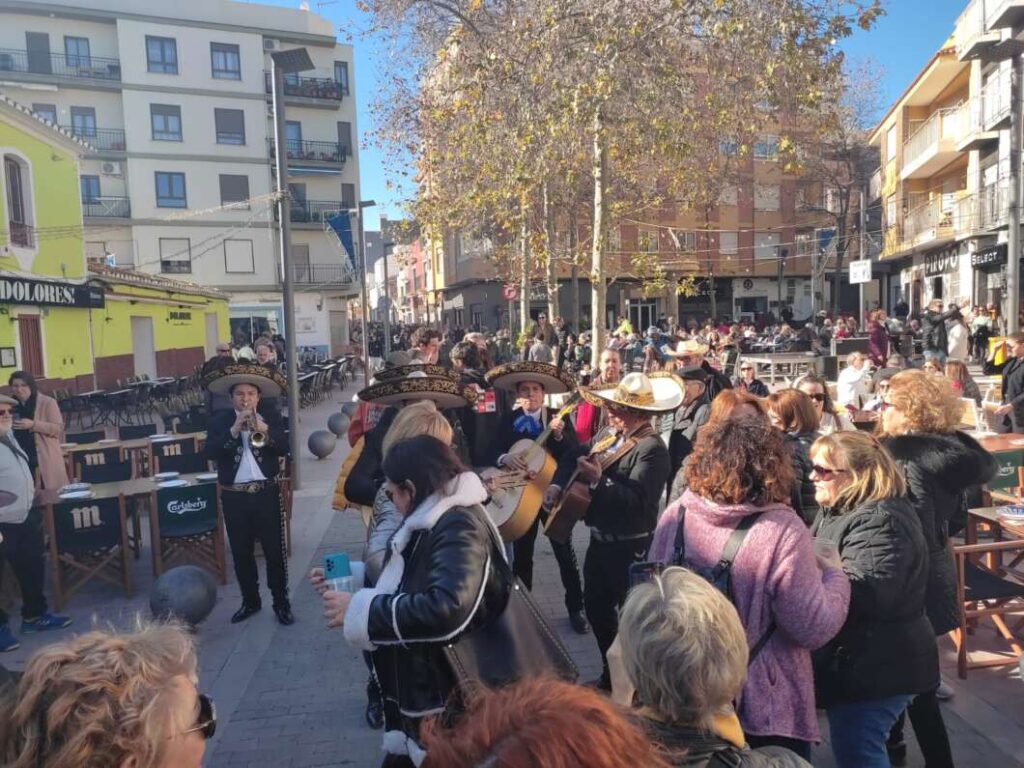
[183, 693, 217, 740]
[811, 465, 847, 479]
[740, 367, 753, 372]
[0, 408, 12, 416]
[806, 393, 826, 402]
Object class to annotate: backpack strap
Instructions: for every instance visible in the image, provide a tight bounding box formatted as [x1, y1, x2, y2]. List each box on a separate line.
[672, 505, 687, 566]
[719, 511, 764, 566]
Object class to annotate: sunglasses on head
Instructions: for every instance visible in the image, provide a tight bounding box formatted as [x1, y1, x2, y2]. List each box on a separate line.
[183, 693, 216, 740]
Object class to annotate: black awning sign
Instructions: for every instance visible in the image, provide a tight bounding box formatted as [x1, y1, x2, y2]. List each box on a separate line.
[971, 244, 1007, 268]
[0, 276, 104, 308]
[924, 248, 960, 277]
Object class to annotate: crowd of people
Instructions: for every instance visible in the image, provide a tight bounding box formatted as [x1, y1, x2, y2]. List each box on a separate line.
[0, 296, 1015, 768]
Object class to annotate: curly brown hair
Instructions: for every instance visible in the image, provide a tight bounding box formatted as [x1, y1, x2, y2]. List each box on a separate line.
[886, 368, 963, 434]
[685, 415, 794, 505]
[706, 389, 768, 425]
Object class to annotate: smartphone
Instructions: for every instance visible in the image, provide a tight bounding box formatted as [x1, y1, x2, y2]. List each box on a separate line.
[628, 561, 665, 588]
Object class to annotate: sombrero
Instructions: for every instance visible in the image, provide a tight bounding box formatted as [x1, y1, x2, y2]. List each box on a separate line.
[579, 371, 683, 414]
[485, 361, 575, 394]
[373, 363, 459, 382]
[665, 339, 709, 358]
[357, 373, 478, 409]
[204, 364, 287, 397]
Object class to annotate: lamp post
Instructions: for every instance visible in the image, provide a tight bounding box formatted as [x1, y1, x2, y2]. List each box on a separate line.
[357, 199, 377, 386]
[383, 241, 394, 357]
[776, 246, 788, 321]
[270, 47, 314, 490]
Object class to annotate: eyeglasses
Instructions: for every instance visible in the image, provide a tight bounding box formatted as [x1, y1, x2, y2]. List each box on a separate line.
[739, 367, 753, 372]
[811, 465, 847, 479]
[0, 408, 12, 416]
[806, 393, 826, 402]
[182, 693, 217, 740]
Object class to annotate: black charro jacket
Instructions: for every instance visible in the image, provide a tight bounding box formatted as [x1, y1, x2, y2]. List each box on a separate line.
[204, 408, 287, 485]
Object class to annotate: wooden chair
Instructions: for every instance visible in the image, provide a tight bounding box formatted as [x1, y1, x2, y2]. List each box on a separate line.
[155, 452, 210, 475]
[148, 482, 226, 583]
[43, 494, 132, 609]
[73, 447, 123, 481]
[79, 460, 134, 484]
[147, 436, 198, 477]
[119, 423, 159, 440]
[950, 538, 1024, 678]
[65, 430, 106, 444]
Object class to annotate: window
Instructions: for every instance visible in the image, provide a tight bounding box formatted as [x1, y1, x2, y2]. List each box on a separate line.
[150, 104, 182, 141]
[672, 231, 696, 251]
[214, 108, 245, 145]
[292, 244, 310, 282]
[4, 155, 33, 248]
[224, 239, 255, 273]
[719, 186, 737, 206]
[64, 36, 91, 68]
[719, 140, 738, 157]
[285, 121, 302, 153]
[80, 175, 101, 202]
[70, 107, 96, 138]
[795, 231, 815, 256]
[146, 36, 178, 74]
[638, 228, 659, 253]
[607, 227, 622, 252]
[155, 172, 186, 208]
[219, 174, 249, 207]
[32, 103, 57, 124]
[334, 61, 350, 95]
[337, 121, 353, 157]
[754, 184, 780, 211]
[341, 183, 356, 210]
[159, 237, 191, 273]
[719, 231, 738, 255]
[886, 195, 897, 228]
[754, 232, 781, 260]
[754, 136, 779, 161]
[211, 43, 241, 79]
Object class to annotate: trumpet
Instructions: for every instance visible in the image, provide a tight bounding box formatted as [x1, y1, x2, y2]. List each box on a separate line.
[247, 412, 267, 448]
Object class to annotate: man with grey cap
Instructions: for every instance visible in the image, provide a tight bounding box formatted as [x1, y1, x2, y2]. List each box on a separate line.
[667, 366, 711, 501]
[0, 394, 72, 652]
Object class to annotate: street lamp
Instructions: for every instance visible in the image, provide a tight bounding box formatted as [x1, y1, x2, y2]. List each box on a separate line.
[270, 46, 314, 490]
[776, 247, 789, 321]
[382, 241, 394, 357]
[357, 199, 377, 386]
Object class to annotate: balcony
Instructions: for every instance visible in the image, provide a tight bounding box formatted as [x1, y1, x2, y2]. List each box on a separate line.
[8, 222, 34, 248]
[901, 108, 961, 180]
[264, 72, 343, 104]
[0, 48, 120, 82]
[292, 263, 356, 288]
[268, 138, 348, 164]
[957, 0, 1000, 60]
[59, 126, 126, 153]
[982, 70, 1012, 130]
[953, 98, 998, 151]
[988, 0, 1024, 29]
[979, 182, 1009, 229]
[289, 200, 348, 225]
[903, 196, 960, 249]
[82, 196, 131, 219]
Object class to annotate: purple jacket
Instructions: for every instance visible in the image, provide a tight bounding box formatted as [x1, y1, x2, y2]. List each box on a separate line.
[649, 489, 851, 743]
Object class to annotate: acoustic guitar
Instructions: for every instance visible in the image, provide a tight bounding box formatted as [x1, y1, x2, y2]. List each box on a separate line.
[543, 428, 619, 544]
[481, 393, 581, 542]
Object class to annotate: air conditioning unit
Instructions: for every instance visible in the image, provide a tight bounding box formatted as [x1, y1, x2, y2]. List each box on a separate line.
[100, 161, 123, 177]
[263, 38, 279, 51]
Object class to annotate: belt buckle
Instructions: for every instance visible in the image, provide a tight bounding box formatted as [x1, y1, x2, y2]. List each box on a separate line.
[245, 483, 260, 494]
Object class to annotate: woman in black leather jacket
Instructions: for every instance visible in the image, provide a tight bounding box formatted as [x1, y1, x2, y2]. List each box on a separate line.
[326, 435, 510, 768]
[767, 390, 819, 525]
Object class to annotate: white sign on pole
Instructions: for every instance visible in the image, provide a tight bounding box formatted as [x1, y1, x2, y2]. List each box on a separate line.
[849, 259, 872, 285]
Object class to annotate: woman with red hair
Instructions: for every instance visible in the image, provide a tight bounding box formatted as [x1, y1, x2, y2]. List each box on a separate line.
[419, 677, 670, 768]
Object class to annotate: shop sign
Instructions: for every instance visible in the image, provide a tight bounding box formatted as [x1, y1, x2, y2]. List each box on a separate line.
[971, 244, 1008, 268]
[849, 259, 872, 285]
[924, 247, 960, 277]
[0, 275, 104, 308]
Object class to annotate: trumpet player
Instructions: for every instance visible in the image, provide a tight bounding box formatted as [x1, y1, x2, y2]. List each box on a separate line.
[204, 365, 292, 626]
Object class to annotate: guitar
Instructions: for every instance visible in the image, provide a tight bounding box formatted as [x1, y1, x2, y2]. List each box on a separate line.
[481, 393, 582, 542]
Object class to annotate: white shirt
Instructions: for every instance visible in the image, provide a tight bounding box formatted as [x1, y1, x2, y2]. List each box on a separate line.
[947, 322, 970, 361]
[836, 365, 871, 407]
[233, 411, 267, 484]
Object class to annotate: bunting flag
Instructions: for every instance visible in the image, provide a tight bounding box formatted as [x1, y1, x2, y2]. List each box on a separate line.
[325, 210, 357, 269]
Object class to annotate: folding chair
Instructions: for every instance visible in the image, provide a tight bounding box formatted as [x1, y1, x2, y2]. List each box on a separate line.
[149, 482, 227, 583]
[155, 452, 210, 475]
[950, 538, 1024, 678]
[44, 494, 132, 609]
[65, 430, 106, 445]
[148, 436, 198, 476]
[79, 460, 134, 484]
[119, 423, 159, 440]
[73, 447, 123, 480]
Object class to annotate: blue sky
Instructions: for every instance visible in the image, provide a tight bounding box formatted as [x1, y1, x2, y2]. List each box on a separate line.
[265, 0, 970, 231]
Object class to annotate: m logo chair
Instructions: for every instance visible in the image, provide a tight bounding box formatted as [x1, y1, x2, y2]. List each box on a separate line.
[73, 447, 122, 480]
[154, 452, 210, 475]
[43, 494, 132, 609]
[145, 435, 198, 476]
[79, 459, 134, 484]
[149, 482, 226, 583]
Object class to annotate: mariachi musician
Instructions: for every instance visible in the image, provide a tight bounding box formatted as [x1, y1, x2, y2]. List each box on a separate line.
[486, 361, 588, 635]
[544, 372, 679, 689]
[204, 364, 292, 625]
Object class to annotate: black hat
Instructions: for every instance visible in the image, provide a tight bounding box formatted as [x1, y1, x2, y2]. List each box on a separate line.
[676, 365, 708, 383]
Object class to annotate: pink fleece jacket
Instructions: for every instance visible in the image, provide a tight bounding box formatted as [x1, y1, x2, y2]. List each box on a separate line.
[649, 489, 851, 743]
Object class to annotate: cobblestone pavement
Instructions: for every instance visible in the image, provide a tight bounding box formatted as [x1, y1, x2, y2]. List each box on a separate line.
[3, 379, 1022, 767]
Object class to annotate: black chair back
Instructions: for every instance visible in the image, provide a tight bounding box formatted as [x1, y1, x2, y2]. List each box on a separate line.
[154, 483, 218, 538]
[156, 453, 210, 475]
[51, 496, 124, 556]
[80, 460, 134, 484]
[152, 437, 196, 458]
[65, 430, 105, 444]
[119, 424, 159, 439]
[73, 448, 122, 477]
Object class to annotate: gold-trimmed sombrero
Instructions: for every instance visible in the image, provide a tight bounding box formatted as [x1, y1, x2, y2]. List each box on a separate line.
[204, 364, 288, 397]
[579, 371, 683, 414]
[665, 339, 709, 358]
[357, 373, 478, 409]
[373, 364, 459, 382]
[485, 361, 575, 394]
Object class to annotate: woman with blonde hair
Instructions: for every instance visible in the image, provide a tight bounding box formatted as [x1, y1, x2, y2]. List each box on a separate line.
[878, 369, 995, 766]
[0, 622, 211, 768]
[809, 431, 938, 768]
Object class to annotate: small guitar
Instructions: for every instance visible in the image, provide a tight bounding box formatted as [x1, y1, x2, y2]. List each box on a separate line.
[481, 393, 582, 542]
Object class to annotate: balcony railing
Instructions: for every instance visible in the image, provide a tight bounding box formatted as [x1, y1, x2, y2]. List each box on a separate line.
[988, 0, 1024, 29]
[59, 126, 126, 152]
[903, 108, 959, 170]
[289, 200, 348, 224]
[957, 0, 1000, 58]
[8, 222, 34, 248]
[264, 72, 343, 102]
[979, 182, 1009, 228]
[903, 196, 958, 243]
[268, 138, 348, 163]
[0, 48, 121, 81]
[82, 196, 131, 218]
[292, 263, 355, 285]
[982, 70, 1012, 128]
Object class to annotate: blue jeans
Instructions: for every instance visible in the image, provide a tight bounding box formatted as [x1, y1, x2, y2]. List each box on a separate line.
[827, 695, 913, 768]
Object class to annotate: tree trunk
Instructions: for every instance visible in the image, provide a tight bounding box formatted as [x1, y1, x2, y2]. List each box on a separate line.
[519, 198, 530, 348]
[591, 108, 607, 368]
[570, 209, 580, 333]
[543, 182, 559, 321]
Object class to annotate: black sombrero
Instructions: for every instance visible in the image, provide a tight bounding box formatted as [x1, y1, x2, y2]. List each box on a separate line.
[204, 364, 288, 398]
[485, 361, 575, 394]
[357, 373, 478, 409]
[373, 364, 460, 382]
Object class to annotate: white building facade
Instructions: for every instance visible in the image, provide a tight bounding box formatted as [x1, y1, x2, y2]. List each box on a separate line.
[0, 0, 359, 356]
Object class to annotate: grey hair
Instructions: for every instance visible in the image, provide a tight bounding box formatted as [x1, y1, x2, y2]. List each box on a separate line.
[617, 567, 748, 728]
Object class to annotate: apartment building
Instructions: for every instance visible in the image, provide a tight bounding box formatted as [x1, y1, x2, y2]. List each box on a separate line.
[0, 0, 359, 356]
[870, 0, 1024, 320]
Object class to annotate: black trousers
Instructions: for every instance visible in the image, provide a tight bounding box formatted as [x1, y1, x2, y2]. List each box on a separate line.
[667, 431, 691, 501]
[513, 515, 583, 614]
[0, 510, 48, 624]
[583, 534, 653, 679]
[889, 690, 953, 768]
[222, 485, 288, 608]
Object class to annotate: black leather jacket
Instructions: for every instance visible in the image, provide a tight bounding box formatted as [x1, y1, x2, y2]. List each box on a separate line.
[368, 505, 511, 722]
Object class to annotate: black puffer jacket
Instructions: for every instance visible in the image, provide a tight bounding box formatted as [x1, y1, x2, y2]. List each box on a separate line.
[641, 717, 810, 767]
[784, 432, 817, 525]
[883, 431, 996, 634]
[811, 497, 938, 708]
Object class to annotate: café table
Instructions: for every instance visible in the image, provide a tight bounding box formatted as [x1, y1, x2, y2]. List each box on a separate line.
[977, 434, 1024, 496]
[740, 353, 819, 385]
[35, 472, 217, 508]
[62, 432, 207, 479]
[966, 506, 1024, 580]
